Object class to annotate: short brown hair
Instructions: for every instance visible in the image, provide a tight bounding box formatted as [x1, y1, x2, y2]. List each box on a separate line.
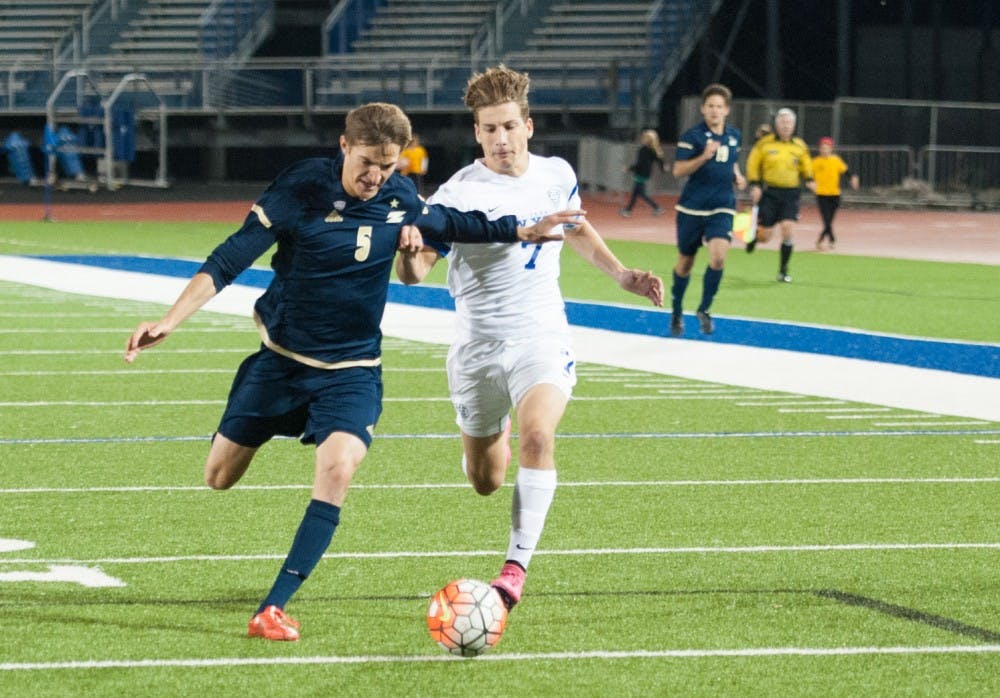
[463, 64, 530, 122]
[344, 102, 412, 150]
[701, 83, 732, 106]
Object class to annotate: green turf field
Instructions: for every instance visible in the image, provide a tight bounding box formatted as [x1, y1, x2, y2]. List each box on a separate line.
[0, 223, 998, 695]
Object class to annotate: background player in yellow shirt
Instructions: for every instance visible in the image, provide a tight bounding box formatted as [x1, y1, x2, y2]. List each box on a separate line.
[745, 108, 815, 282]
[812, 136, 860, 250]
[398, 133, 429, 194]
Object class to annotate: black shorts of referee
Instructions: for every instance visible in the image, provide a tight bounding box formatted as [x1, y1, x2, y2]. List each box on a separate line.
[758, 186, 802, 227]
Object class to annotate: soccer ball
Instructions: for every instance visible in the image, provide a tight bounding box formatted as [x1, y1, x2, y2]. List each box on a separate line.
[426, 578, 507, 657]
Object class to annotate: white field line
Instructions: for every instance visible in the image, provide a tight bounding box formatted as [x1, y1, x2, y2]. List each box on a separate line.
[2, 394, 832, 407]
[874, 421, 990, 427]
[3, 645, 1000, 671]
[2, 477, 998, 495]
[824, 414, 920, 420]
[779, 407, 892, 413]
[736, 401, 847, 407]
[0, 348, 250, 355]
[3, 542, 999, 566]
[0, 367, 445, 376]
[0, 328, 253, 333]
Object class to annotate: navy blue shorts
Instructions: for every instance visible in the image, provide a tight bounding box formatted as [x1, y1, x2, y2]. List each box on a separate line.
[676, 211, 733, 257]
[217, 347, 383, 449]
[758, 187, 801, 227]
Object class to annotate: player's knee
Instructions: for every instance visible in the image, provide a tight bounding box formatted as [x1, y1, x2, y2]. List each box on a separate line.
[517, 426, 554, 465]
[470, 474, 503, 496]
[204, 466, 236, 490]
[466, 460, 505, 496]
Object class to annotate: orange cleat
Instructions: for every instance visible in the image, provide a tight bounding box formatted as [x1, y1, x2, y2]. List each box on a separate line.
[248, 605, 301, 641]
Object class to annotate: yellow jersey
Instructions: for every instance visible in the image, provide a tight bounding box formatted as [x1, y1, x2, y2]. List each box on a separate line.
[812, 154, 849, 196]
[746, 134, 813, 188]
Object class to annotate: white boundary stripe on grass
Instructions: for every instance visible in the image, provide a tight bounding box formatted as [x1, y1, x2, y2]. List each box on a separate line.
[3, 542, 999, 566]
[3, 644, 1000, 671]
[2, 255, 999, 422]
[2, 477, 999, 495]
[4, 428, 1000, 445]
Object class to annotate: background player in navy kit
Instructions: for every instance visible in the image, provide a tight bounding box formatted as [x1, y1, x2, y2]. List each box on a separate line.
[123, 102, 579, 642]
[669, 83, 746, 336]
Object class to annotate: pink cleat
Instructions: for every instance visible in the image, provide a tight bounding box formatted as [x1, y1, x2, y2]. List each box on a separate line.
[491, 561, 526, 610]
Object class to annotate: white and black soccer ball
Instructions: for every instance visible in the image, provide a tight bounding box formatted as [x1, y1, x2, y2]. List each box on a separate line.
[426, 578, 508, 657]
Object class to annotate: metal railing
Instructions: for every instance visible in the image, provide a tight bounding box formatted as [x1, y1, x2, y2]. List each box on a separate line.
[0, 57, 644, 113]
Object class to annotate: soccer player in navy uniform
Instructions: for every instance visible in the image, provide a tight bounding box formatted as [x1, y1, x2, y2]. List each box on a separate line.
[670, 83, 746, 336]
[124, 102, 581, 641]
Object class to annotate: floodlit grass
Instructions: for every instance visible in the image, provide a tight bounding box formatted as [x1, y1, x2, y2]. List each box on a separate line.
[0, 224, 998, 696]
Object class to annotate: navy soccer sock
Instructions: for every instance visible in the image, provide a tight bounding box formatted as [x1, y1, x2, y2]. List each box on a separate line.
[257, 499, 341, 613]
[671, 271, 690, 315]
[698, 266, 724, 313]
[779, 241, 794, 273]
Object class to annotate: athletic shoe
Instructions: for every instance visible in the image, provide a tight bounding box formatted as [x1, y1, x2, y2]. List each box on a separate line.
[670, 312, 684, 337]
[776, 273, 792, 283]
[618, 208, 632, 218]
[745, 239, 757, 253]
[248, 605, 300, 641]
[492, 561, 526, 610]
[696, 310, 715, 334]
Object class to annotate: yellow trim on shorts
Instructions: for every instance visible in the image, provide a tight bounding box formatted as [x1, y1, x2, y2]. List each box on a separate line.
[253, 312, 382, 370]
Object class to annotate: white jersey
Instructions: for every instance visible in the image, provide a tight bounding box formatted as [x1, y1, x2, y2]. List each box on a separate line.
[427, 153, 582, 342]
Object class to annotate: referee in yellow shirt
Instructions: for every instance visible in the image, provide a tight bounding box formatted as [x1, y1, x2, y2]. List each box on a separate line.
[745, 108, 815, 282]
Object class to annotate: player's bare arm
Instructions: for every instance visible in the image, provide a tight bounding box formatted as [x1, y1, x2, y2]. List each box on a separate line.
[397, 224, 424, 253]
[564, 219, 664, 307]
[734, 164, 747, 190]
[124, 272, 218, 363]
[395, 246, 441, 285]
[516, 209, 586, 242]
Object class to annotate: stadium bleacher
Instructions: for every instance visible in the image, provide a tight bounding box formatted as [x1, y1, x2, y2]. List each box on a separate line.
[505, 2, 658, 66]
[0, 0, 94, 62]
[108, 0, 212, 61]
[345, 0, 497, 61]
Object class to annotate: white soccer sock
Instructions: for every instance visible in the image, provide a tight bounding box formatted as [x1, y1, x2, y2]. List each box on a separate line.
[505, 467, 557, 570]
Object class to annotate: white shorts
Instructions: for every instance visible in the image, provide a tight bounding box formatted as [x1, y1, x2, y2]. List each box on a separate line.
[446, 336, 577, 437]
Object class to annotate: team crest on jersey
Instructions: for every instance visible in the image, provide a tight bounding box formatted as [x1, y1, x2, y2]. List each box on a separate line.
[547, 187, 561, 205]
[729, 137, 737, 146]
[334, 200, 346, 211]
[324, 211, 343, 223]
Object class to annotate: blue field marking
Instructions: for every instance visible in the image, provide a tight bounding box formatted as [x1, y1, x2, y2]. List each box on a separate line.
[34, 254, 1000, 379]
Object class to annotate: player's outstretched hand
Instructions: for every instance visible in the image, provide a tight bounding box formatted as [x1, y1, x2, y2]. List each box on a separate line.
[618, 269, 664, 307]
[517, 209, 586, 243]
[398, 224, 424, 253]
[124, 321, 172, 363]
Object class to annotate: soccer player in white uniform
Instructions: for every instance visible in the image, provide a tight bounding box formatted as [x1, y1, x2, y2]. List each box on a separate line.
[396, 65, 664, 611]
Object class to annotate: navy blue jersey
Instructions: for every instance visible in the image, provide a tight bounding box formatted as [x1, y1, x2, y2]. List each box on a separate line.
[675, 122, 741, 214]
[199, 156, 519, 366]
